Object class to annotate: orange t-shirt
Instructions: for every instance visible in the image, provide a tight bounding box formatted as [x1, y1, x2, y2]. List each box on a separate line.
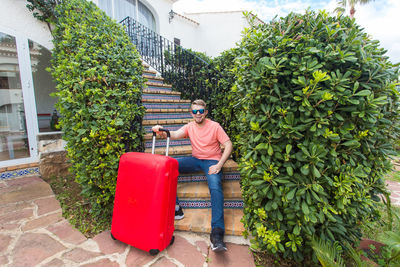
[180, 119, 230, 161]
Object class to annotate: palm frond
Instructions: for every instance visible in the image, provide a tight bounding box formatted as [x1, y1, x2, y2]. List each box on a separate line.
[344, 243, 370, 267]
[311, 237, 345, 267]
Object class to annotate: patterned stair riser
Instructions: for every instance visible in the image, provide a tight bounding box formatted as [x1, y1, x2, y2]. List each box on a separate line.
[144, 112, 192, 120]
[142, 93, 180, 100]
[179, 200, 243, 209]
[143, 103, 191, 110]
[145, 85, 172, 92]
[143, 71, 157, 77]
[178, 172, 240, 183]
[145, 77, 163, 84]
[145, 139, 191, 148]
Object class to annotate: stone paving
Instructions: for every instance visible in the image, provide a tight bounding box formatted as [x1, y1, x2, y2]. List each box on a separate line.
[0, 176, 254, 267]
[1, 175, 400, 267]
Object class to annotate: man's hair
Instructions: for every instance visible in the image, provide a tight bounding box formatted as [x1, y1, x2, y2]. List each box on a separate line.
[192, 99, 207, 109]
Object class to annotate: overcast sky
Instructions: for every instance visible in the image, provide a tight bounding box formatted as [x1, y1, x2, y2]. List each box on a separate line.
[173, 0, 400, 64]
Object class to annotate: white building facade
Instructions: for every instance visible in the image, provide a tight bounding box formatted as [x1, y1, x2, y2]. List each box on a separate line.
[0, 0, 256, 167]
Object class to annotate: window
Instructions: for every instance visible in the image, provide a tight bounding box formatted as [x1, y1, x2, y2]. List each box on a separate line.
[138, 1, 155, 31]
[98, 0, 155, 31]
[29, 40, 57, 132]
[0, 32, 30, 161]
[115, 0, 137, 22]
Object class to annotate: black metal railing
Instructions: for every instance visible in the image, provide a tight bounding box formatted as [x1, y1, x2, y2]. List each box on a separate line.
[120, 16, 218, 115]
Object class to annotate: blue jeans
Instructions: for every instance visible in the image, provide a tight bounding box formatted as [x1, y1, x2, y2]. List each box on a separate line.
[176, 157, 225, 231]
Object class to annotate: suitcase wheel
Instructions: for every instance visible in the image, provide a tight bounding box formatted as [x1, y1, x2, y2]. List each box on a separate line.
[149, 249, 160, 256]
[110, 233, 116, 241]
[170, 236, 175, 246]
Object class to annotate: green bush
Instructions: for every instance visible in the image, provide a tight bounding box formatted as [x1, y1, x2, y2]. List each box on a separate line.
[206, 49, 242, 159]
[50, 0, 144, 217]
[163, 47, 212, 102]
[234, 10, 400, 261]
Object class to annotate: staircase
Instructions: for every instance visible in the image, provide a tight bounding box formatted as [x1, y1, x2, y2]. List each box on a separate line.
[141, 64, 245, 236]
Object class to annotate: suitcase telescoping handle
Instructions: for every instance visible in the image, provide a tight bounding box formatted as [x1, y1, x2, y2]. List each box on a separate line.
[152, 128, 171, 156]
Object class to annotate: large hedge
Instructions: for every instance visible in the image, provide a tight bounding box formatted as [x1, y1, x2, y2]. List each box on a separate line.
[233, 10, 400, 261]
[50, 0, 144, 216]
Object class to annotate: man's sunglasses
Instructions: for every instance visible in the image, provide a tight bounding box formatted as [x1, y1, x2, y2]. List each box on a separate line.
[192, 109, 205, 114]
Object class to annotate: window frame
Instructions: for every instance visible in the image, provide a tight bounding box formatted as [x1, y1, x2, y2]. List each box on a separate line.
[0, 26, 39, 168]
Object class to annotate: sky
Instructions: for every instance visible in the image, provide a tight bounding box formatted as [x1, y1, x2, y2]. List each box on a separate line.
[173, 0, 400, 64]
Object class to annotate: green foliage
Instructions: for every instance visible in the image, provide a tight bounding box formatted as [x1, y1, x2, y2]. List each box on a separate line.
[47, 175, 110, 237]
[50, 0, 144, 217]
[381, 231, 400, 265]
[26, 0, 60, 31]
[311, 237, 345, 267]
[233, 10, 400, 261]
[163, 47, 212, 102]
[207, 49, 242, 159]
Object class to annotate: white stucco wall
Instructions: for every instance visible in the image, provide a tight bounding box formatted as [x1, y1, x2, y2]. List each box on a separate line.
[183, 11, 249, 57]
[167, 14, 199, 52]
[0, 0, 53, 50]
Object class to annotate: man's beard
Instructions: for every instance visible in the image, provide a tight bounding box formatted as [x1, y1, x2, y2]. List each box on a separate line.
[194, 116, 205, 124]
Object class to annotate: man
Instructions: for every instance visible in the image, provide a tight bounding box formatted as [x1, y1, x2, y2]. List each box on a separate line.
[152, 99, 233, 252]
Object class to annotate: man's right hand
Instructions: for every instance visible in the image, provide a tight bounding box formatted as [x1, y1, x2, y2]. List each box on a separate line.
[152, 125, 165, 137]
[151, 125, 185, 140]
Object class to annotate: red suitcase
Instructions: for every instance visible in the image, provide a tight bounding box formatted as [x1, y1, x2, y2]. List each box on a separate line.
[111, 129, 178, 255]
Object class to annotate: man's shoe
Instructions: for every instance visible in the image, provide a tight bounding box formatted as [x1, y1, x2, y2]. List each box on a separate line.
[175, 206, 184, 220]
[210, 227, 227, 252]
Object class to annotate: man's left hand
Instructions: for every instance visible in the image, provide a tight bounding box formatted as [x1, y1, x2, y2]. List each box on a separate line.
[208, 164, 222, 174]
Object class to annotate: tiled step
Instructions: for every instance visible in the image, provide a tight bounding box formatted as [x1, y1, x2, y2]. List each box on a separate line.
[178, 169, 240, 182]
[144, 75, 164, 84]
[178, 180, 242, 199]
[144, 124, 186, 133]
[145, 81, 172, 89]
[144, 145, 233, 158]
[143, 112, 192, 121]
[142, 92, 181, 101]
[143, 101, 191, 110]
[144, 145, 192, 156]
[143, 69, 157, 77]
[174, 208, 244, 236]
[178, 199, 243, 209]
[144, 138, 191, 148]
[142, 118, 192, 126]
[142, 99, 191, 103]
[145, 109, 189, 114]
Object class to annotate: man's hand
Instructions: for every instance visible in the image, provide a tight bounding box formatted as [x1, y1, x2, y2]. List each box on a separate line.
[208, 164, 222, 175]
[152, 125, 165, 137]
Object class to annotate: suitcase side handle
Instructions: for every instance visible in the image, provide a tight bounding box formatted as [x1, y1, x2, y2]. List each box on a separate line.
[152, 129, 170, 156]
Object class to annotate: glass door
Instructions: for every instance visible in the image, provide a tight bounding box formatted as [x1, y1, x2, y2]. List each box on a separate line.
[0, 31, 38, 166]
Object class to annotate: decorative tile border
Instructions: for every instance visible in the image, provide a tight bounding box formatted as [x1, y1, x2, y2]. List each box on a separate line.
[144, 113, 192, 120]
[179, 200, 243, 209]
[144, 86, 172, 92]
[146, 78, 163, 84]
[178, 172, 240, 183]
[143, 72, 157, 77]
[143, 103, 191, 109]
[142, 94, 180, 100]
[0, 167, 40, 180]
